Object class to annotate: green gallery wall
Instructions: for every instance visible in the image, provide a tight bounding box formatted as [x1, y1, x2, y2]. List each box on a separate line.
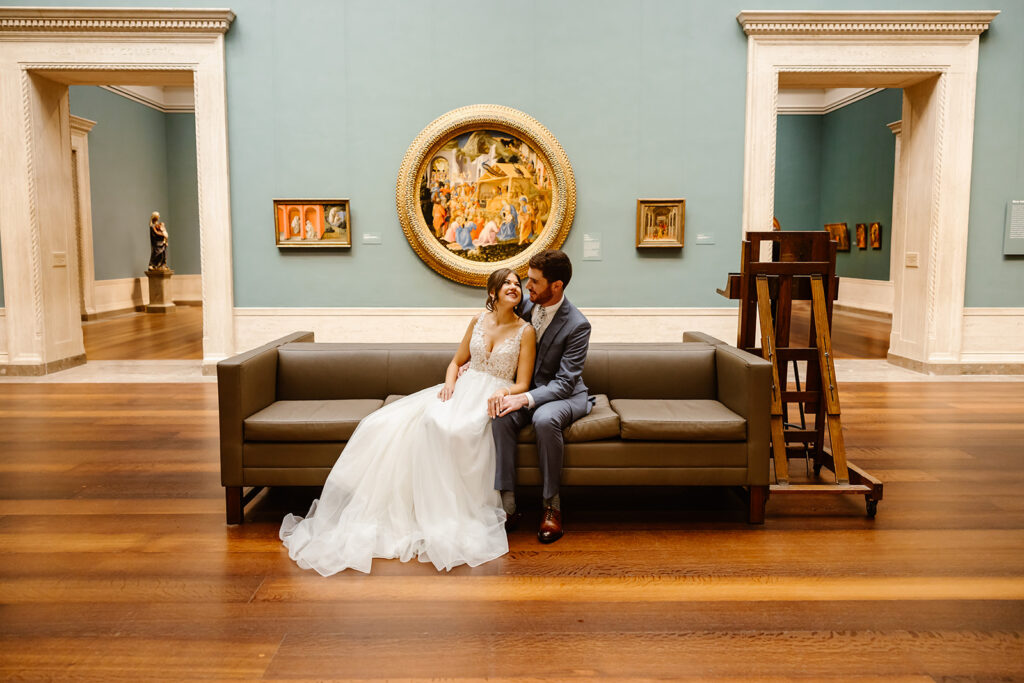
[775, 89, 902, 282]
[67, 86, 200, 281]
[2, 0, 1022, 312]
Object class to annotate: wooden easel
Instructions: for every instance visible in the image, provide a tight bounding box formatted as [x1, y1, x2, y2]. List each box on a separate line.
[719, 231, 883, 517]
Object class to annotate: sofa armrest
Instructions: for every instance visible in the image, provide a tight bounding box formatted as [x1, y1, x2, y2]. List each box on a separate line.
[216, 331, 314, 486]
[714, 344, 772, 486]
[682, 331, 730, 346]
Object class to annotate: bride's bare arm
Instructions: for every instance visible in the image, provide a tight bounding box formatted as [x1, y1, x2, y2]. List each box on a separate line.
[438, 316, 477, 401]
[487, 326, 536, 417]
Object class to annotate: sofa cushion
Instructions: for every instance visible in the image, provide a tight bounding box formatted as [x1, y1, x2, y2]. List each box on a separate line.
[611, 399, 746, 441]
[245, 399, 383, 442]
[518, 394, 620, 443]
[383, 394, 405, 406]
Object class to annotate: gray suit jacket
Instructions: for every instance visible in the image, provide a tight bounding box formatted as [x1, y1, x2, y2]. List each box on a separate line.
[521, 297, 591, 407]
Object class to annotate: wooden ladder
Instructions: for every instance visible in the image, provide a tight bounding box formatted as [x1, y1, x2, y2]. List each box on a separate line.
[723, 231, 883, 516]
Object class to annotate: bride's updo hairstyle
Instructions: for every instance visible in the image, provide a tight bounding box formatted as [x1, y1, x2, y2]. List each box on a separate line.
[485, 268, 523, 313]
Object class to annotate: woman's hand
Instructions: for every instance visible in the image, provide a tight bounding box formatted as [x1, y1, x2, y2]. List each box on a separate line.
[438, 382, 456, 402]
[487, 387, 511, 418]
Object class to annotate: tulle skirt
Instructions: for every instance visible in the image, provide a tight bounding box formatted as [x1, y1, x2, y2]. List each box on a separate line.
[280, 368, 509, 575]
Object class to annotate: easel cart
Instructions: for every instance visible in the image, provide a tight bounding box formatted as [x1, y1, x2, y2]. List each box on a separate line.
[719, 231, 883, 517]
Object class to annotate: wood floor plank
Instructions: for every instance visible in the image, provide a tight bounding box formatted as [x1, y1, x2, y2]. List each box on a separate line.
[2, 380, 1023, 678]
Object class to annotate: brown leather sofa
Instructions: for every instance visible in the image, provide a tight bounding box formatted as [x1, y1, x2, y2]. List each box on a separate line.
[217, 332, 772, 525]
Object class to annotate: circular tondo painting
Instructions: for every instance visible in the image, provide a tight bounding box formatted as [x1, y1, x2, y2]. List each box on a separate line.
[420, 130, 551, 263]
[396, 105, 576, 286]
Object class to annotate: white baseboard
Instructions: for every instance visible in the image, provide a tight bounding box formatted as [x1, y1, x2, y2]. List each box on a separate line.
[837, 277, 893, 315]
[92, 274, 202, 314]
[960, 308, 1024, 363]
[233, 307, 740, 352]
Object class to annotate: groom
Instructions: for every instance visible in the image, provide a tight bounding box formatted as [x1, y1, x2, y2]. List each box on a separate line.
[493, 249, 592, 544]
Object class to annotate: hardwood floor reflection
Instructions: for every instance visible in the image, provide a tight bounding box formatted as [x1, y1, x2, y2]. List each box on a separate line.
[82, 305, 203, 360]
[1, 380, 1022, 679]
[790, 301, 892, 359]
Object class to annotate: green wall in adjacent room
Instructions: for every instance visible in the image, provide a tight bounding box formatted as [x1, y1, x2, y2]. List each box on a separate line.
[819, 88, 901, 282]
[165, 113, 201, 275]
[775, 89, 902, 282]
[68, 86, 200, 280]
[7, 0, 1023, 309]
[775, 115, 823, 231]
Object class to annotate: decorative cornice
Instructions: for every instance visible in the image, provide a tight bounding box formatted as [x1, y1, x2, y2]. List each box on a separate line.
[0, 8, 235, 35]
[69, 115, 96, 135]
[737, 11, 998, 36]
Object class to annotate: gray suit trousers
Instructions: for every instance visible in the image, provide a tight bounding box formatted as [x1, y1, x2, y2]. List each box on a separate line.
[492, 391, 591, 500]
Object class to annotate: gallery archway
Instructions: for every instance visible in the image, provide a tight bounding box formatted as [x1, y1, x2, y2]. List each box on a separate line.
[737, 10, 997, 372]
[0, 7, 235, 375]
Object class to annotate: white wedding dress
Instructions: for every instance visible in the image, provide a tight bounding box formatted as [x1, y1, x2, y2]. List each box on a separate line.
[280, 313, 526, 575]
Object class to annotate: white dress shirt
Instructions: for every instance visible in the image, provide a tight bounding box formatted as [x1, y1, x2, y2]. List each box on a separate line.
[525, 296, 564, 408]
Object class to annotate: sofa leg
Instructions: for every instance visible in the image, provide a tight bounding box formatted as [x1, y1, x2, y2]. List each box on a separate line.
[748, 485, 768, 524]
[225, 486, 244, 525]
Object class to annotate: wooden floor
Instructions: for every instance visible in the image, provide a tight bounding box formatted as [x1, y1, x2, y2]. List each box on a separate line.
[1, 380, 1022, 679]
[790, 301, 891, 359]
[82, 305, 203, 360]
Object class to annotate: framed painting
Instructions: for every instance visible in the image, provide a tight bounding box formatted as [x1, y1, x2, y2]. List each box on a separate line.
[636, 199, 685, 248]
[870, 222, 882, 249]
[275, 199, 351, 248]
[824, 222, 850, 251]
[856, 223, 867, 249]
[396, 104, 576, 286]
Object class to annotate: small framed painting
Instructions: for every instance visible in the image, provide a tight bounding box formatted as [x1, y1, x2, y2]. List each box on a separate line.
[824, 222, 850, 251]
[870, 222, 882, 249]
[275, 199, 351, 248]
[856, 223, 867, 249]
[636, 199, 685, 248]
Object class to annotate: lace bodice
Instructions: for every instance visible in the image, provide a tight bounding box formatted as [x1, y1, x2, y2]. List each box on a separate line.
[468, 312, 527, 382]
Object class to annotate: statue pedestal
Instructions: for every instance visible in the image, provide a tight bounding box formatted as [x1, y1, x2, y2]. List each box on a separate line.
[145, 268, 176, 313]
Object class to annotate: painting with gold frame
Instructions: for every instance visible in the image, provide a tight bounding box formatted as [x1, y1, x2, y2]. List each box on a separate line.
[396, 105, 576, 286]
[274, 199, 350, 248]
[824, 222, 850, 251]
[636, 199, 685, 248]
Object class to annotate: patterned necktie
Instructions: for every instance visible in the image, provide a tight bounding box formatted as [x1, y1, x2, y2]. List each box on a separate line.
[533, 305, 546, 338]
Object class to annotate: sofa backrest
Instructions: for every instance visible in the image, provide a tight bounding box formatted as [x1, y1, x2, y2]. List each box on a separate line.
[275, 342, 717, 401]
[583, 344, 717, 400]
[276, 343, 455, 400]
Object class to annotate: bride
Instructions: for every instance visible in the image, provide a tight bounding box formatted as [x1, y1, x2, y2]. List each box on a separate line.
[280, 268, 536, 575]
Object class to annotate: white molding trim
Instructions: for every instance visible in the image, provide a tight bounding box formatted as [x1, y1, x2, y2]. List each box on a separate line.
[778, 87, 884, 115]
[92, 274, 202, 314]
[233, 307, 740, 353]
[737, 11, 999, 36]
[0, 8, 235, 35]
[836, 277, 893, 315]
[100, 85, 195, 113]
[0, 7, 235, 374]
[737, 9, 996, 370]
[960, 308, 1024, 363]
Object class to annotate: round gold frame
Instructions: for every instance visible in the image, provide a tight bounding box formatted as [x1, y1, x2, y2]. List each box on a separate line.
[396, 104, 576, 287]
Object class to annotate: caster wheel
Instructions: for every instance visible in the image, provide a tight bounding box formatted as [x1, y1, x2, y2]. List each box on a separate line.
[866, 498, 878, 518]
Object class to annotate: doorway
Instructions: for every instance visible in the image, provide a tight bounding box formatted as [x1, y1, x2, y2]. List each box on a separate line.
[737, 10, 997, 371]
[0, 7, 235, 375]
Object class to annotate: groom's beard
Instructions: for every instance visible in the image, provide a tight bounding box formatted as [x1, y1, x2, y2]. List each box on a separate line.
[530, 287, 555, 307]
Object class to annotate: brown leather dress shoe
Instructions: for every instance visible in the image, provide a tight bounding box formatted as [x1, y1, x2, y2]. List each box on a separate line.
[537, 507, 563, 544]
[504, 511, 522, 532]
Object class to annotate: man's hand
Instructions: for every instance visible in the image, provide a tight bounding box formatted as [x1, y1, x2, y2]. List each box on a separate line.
[437, 382, 455, 402]
[496, 393, 530, 417]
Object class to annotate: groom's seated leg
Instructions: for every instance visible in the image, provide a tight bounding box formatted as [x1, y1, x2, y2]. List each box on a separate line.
[531, 399, 574, 502]
[492, 410, 530, 494]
